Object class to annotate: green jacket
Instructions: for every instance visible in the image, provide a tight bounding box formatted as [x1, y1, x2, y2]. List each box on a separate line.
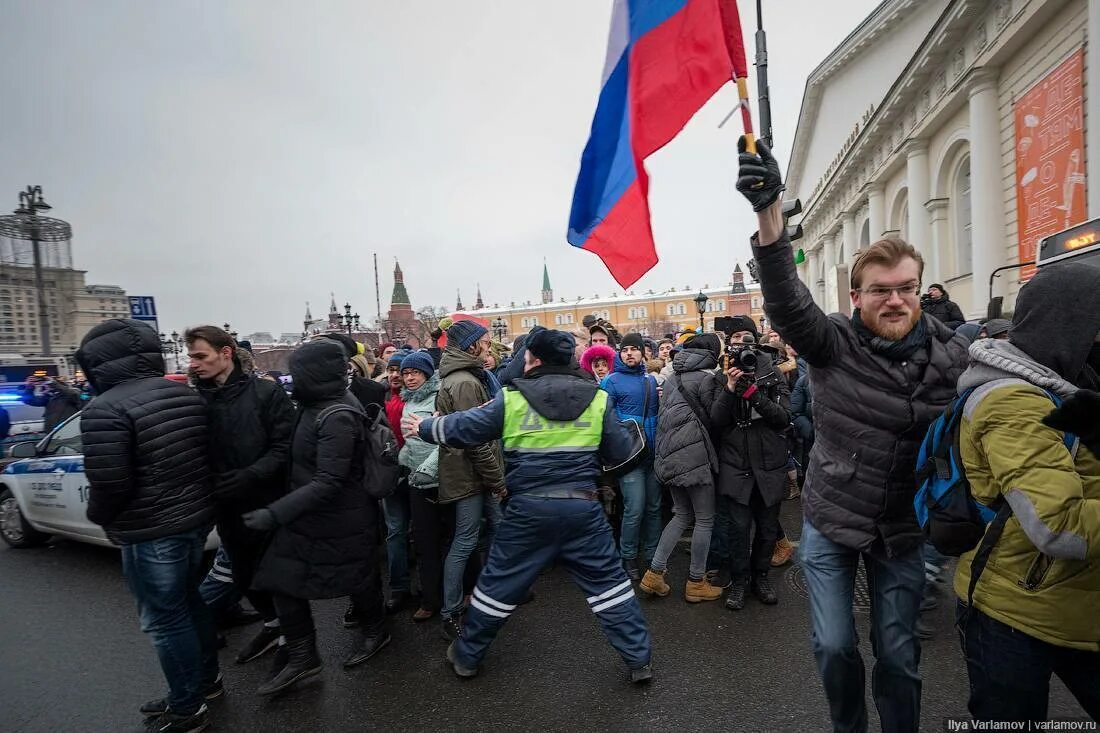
[954, 340, 1100, 651]
[435, 346, 505, 503]
[399, 373, 440, 489]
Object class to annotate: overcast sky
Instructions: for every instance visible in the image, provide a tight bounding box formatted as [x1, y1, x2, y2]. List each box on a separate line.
[0, 0, 878, 336]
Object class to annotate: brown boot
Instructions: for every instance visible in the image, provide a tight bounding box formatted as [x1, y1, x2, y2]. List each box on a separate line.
[785, 470, 801, 500]
[684, 577, 723, 603]
[639, 569, 670, 597]
[771, 537, 795, 567]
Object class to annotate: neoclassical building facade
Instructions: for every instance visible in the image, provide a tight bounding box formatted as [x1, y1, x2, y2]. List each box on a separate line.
[787, 0, 1099, 318]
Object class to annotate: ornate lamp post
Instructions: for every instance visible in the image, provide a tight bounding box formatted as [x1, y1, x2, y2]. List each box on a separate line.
[160, 330, 184, 372]
[341, 303, 360, 335]
[693, 291, 709, 333]
[0, 186, 72, 356]
[491, 316, 507, 341]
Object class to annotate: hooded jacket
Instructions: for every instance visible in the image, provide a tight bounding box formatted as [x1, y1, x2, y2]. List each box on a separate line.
[252, 340, 374, 599]
[399, 372, 441, 488]
[435, 345, 505, 503]
[195, 365, 296, 525]
[601, 354, 659, 449]
[653, 346, 724, 490]
[416, 365, 644, 495]
[921, 290, 966, 330]
[751, 233, 971, 557]
[75, 319, 214, 543]
[953, 263, 1100, 651]
[21, 381, 82, 433]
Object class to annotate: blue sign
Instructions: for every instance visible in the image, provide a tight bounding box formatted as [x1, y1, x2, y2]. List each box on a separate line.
[128, 296, 158, 332]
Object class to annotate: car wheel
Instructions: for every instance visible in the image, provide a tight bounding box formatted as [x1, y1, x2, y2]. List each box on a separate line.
[0, 487, 51, 548]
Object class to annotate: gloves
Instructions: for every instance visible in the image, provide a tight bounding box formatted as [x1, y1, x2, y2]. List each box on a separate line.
[1043, 389, 1100, 457]
[241, 508, 278, 532]
[213, 470, 250, 500]
[736, 137, 785, 212]
[732, 374, 758, 400]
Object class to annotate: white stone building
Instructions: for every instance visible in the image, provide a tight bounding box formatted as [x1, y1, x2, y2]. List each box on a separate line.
[786, 0, 1098, 318]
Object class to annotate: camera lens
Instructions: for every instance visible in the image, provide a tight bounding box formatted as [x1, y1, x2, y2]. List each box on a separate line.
[740, 351, 758, 370]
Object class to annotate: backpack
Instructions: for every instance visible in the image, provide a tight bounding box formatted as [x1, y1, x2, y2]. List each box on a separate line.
[914, 383, 1076, 606]
[316, 402, 401, 500]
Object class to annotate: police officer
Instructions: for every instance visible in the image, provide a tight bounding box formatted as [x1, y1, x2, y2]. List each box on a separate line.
[402, 327, 653, 683]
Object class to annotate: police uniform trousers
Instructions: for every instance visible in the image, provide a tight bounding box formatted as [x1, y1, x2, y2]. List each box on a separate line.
[453, 492, 652, 671]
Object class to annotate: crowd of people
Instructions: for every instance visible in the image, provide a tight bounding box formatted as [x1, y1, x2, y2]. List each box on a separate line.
[65, 137, 1098, 733]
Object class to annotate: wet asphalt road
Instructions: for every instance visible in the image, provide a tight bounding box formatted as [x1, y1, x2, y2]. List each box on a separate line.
[0, 502, 1087, 732]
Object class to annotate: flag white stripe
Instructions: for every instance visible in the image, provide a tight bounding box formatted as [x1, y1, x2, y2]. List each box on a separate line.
[592, 589, 635, 614]
[600, 0, 630, 86]
[586, 579, 633, 604]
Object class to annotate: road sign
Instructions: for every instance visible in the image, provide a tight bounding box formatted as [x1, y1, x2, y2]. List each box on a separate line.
[128, 296, 158, 332]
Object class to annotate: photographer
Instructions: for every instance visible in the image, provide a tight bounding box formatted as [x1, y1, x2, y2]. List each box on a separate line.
[708, 326, 791, 610]
[21, 375, 82, 432]
[920, 284, 965, 330]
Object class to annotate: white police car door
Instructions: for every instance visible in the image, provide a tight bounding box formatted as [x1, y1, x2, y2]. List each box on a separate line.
[18, 416, 88, 537]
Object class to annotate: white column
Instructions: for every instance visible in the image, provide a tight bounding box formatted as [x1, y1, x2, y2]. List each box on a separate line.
[969, 68, 1008, 299]
[905, 139, 931, 259]
[822, 233, 838, 313]
[925, 198, 950, 289]
[807, 249, 822, 307]
[1089, 0, 1100, 214]
[868, 184, 886, 242]
[842, 211, 859, 263]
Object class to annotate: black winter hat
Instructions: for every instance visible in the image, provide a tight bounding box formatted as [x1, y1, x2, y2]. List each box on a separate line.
[683, 334, 722, 358]
[619, 333, 645, 352]
[527, 328, 575, 366]
[725, 316, 759, 338]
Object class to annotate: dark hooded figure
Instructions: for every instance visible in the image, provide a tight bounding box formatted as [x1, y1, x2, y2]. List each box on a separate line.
[246, 339, 388, 696]
[921, 283, 966, 330]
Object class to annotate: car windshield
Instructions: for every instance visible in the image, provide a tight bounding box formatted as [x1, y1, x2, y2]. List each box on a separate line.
[41, 415, 82, 456]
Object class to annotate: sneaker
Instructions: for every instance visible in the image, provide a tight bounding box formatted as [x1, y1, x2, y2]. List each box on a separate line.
[140, 677, 223, 717]
[147, 704, 209, 733]
[705, 569, 732, 589]
[623, 558, 641, 582]
[412, 607, 436, 623]
[440, 615, 463, 642]
[725, 580, 747, 611]
[235, 625, 281, 664]
[629, 664, 653, 684]
[771, 537, 795, 567]
[638, 569, 670, 597]
[751, 574, 778, 605]
[343, 601, 360, 629]
[446, 641, 478, 679]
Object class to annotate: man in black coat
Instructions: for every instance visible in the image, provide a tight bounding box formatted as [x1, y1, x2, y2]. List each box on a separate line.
[76, 319, 218, 733]
[20, 375, 82, 432]
[187, 325, 296, 667]
[244, 340, 389, 696]
[920, 283, 966, 330]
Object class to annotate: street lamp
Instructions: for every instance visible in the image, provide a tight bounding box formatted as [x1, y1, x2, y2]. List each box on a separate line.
[222, 323, 238, 340]
[0, 186, 72, 357]
[491, 316, 507, 341]
[694, 291, 709, 333]
[160, 331, 184, 373]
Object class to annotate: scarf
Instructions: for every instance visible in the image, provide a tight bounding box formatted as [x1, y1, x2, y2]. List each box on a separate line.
[851, 310, 929, 362]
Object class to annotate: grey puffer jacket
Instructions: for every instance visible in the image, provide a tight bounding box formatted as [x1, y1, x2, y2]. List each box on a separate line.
[752, 233, 971, 558]
[654, 348, 723, 489]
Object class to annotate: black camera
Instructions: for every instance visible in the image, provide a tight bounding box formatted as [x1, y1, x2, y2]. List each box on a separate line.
[726, 335, 760, 372]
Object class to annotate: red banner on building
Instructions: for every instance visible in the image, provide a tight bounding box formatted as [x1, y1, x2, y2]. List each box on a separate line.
[1014, 49, 1086, 281]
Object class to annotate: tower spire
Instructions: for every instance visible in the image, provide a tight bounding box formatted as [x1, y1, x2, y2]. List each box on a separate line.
[456, 288, 464, 311]
[390, 259, 410, 305]
[541, 259, 553, 304]
[304, 301, 312, 321]
[474, 283, 484, 310]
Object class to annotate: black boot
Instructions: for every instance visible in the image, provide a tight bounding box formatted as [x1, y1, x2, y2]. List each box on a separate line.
[725, 579, 747, 611]
[343, 628, 392, 668]
[623, 558, 641, 582]
[257, 633, 322, 696]
[235, 624, 281, 664]
[752, 573, 778, 605]
[343, 601, 360, 628]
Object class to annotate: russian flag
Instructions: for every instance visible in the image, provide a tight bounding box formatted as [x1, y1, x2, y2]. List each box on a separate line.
[568, 0, 747, 288]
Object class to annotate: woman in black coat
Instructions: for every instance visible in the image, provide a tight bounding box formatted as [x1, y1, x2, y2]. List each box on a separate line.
[245, 340, 388, 696]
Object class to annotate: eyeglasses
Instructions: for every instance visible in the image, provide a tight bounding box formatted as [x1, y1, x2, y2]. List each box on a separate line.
[857, 283, 921, 300]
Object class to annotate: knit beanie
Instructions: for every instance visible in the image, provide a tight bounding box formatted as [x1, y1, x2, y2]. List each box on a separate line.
[725, 315, 760, 339]
[375, 341, 396, 358]
[527, 329, 575, 366]
[400, 351, 436, 379]
[619, 333, 645, 353]
[446, 320, 488, 351]
[388, 349, 409, 368]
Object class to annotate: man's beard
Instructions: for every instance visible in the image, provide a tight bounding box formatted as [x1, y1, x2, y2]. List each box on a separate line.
[865, 306, 921, 341]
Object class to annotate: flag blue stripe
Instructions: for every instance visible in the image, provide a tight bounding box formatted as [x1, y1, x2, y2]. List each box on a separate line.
[628, 0, 690, 42]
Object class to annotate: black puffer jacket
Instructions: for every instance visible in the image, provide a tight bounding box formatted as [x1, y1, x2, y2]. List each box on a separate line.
[253, 340, 374, 600]
[654, 346, 723, 489]
[921, 292, 966, 330]
[75, 319, 213, 544]
[710, 356, 792, 507]
[752, 234, 969, 557]
[196, 368, 296, 527]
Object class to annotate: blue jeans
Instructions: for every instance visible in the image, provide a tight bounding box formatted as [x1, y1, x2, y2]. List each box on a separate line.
[956, 601, 1100, 723]
[618, 463, 661, 562]
[120, 526, 219, 715]
[382, 485, 411, 593]
[442, 492, 492, 619]
[799, 520, 924, 733]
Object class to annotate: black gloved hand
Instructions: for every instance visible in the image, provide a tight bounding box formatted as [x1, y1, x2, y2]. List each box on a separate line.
[732, 374, 756, 399]
[1043, 389, 1100, 456]
[241, 507, 278, 532]
[736, 137, 785, 212]
[213, 470, 250, 499]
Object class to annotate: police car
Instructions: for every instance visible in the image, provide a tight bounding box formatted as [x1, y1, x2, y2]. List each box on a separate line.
[0, 414, 219, 550]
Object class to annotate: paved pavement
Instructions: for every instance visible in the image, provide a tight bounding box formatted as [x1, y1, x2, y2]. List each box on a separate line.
[0, 502, 1087, 732]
